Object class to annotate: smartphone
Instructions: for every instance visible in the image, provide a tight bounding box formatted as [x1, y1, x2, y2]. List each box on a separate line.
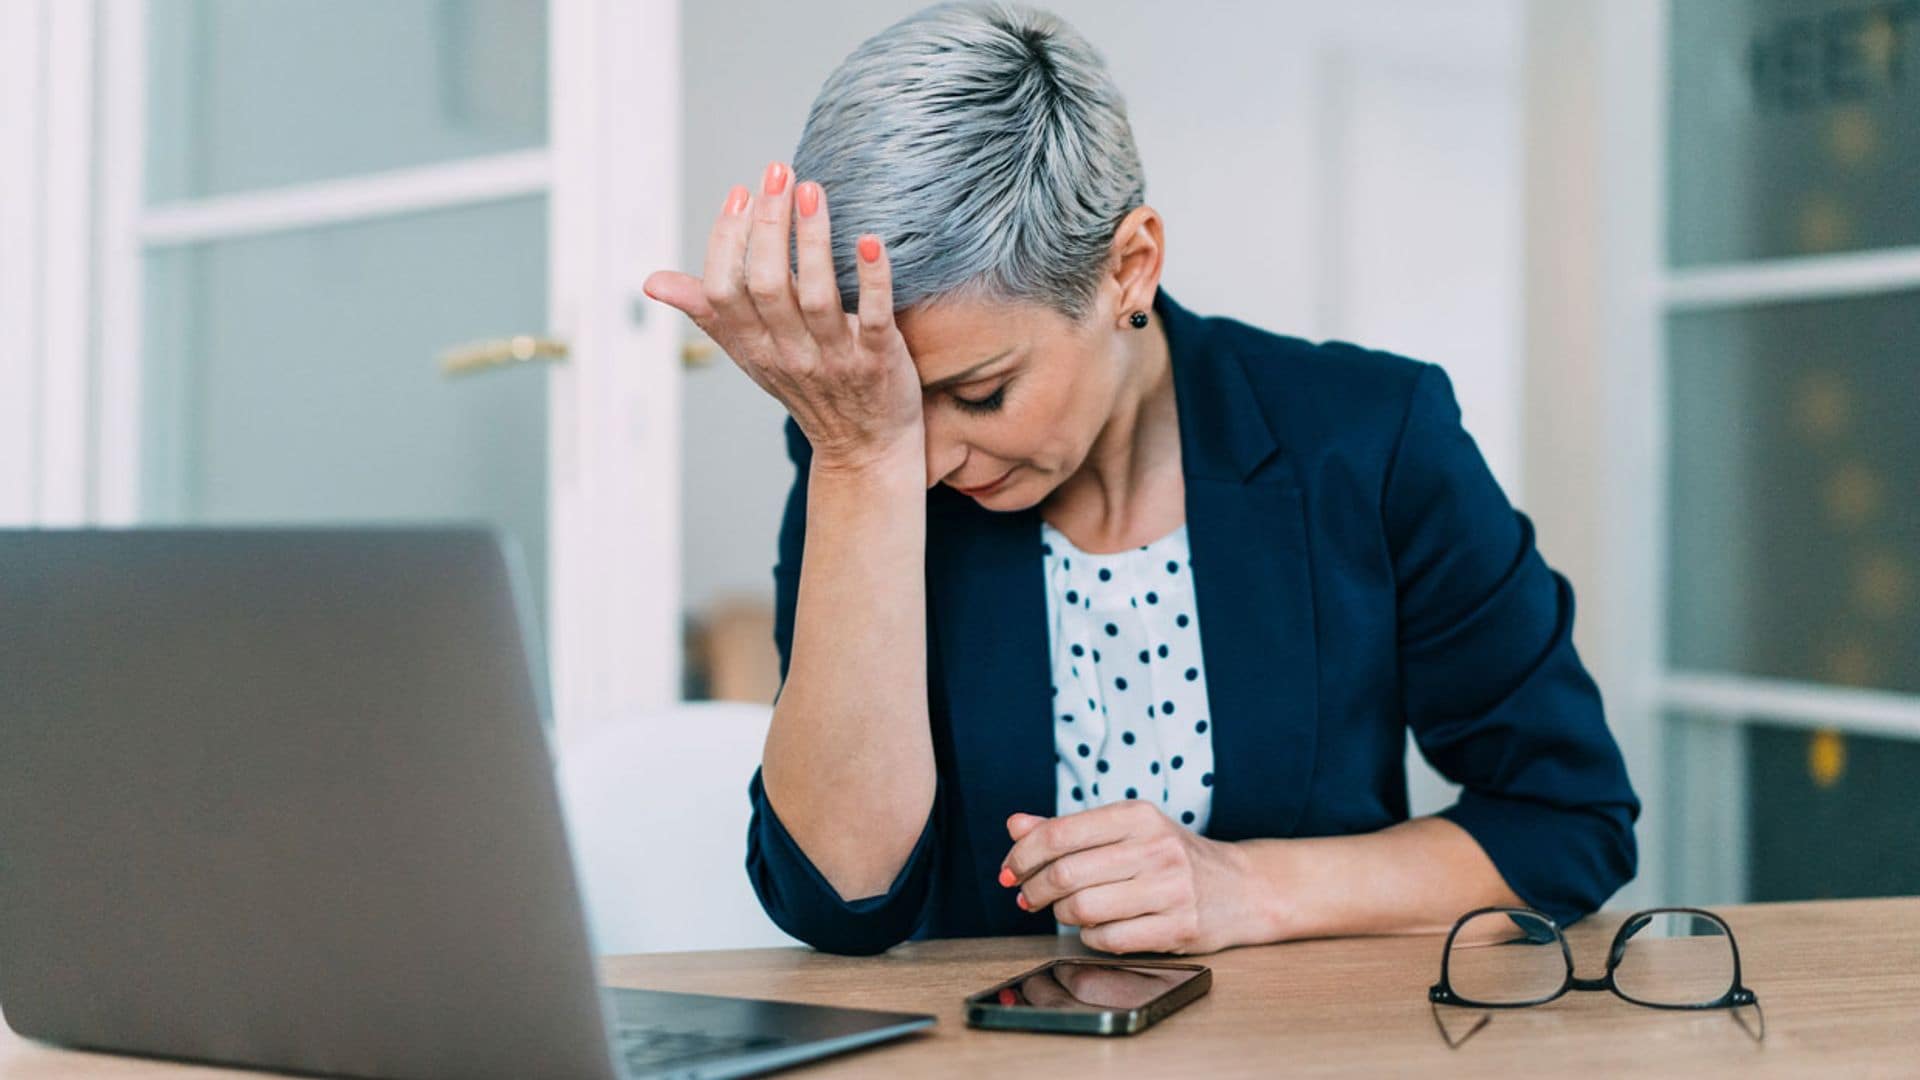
[964, 958, 1211, 1036]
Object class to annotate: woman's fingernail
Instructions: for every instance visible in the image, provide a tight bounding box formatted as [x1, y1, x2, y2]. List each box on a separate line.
[858, 235, 880, 263]
[723, 185, 749, 216]
[1016, 892, 1031, 911]
[796, 182, 819, 218]
[998, 866, 1017, 888]
[763, 161, 788, 196]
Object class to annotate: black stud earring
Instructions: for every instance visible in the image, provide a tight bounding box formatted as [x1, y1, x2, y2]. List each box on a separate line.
[1129, 311, 1148, 329]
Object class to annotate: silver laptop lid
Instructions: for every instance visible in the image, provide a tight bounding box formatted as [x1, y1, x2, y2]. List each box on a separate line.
[0, 526, 621, 1080]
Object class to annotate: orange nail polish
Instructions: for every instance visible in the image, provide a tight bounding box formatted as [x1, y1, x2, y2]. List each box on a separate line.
[858, 235, 880, 263]
[796, 182, 819, 217]
[764, 161, 788, 196]
[1016, 893, 1030, 911]
[723, 185, 748, 216]
[998, 866, 1017, 888]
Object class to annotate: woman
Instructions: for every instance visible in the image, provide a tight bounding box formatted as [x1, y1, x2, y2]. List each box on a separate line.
[643, 0, 1638, 958]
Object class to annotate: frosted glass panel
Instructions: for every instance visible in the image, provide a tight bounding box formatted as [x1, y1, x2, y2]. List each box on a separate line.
[141, 196, 550, 624]
[1667, 1, 1920, 265]
[1667, 711, 1920, 904]
[147, 0, 547, 203]
[1665, 289, 1920, 694]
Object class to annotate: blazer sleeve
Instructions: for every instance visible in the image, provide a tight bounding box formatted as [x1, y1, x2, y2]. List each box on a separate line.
[1383, 363, 1640, 927]
[742, 414, 941, 955]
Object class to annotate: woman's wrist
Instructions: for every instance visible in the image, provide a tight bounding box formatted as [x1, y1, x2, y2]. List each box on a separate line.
[805, 440, 927, 523]
[809, 427, 925, 482]
[1221, 819, 1528, 948]
[1224, 837, 1311, 946]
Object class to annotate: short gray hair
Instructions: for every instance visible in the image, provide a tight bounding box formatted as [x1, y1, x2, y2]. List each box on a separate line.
[792, 1, 1147, 323]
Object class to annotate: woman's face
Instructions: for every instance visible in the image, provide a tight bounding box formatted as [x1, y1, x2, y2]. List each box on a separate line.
[897, 294, 1131, 510]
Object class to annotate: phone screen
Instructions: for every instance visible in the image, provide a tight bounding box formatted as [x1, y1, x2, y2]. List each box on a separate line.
[978, 960, 1204, 1011]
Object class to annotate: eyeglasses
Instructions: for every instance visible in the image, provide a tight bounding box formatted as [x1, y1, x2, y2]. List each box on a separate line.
[1428, 906, 1765, 1048]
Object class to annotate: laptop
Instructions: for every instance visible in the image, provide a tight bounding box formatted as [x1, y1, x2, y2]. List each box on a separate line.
[0, 526, 935, 1079]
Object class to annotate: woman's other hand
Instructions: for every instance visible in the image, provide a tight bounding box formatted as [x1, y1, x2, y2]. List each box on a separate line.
[998, 804, 1271, 955]
[642, 160, 924, 473]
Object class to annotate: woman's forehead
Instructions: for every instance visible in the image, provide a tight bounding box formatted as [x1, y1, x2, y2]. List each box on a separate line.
[899, 297, 1075, 361]
[901, 295, 1048, 334]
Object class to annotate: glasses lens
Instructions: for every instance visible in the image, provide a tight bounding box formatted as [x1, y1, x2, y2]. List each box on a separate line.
[1445, 911, 1567, 1005]
[1612, 911, 1736, 1006]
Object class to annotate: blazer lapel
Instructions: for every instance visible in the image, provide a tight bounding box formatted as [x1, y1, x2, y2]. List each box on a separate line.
[1182, 475, 1320, 840]
[925, 492, 1057, 934]
[1157, 287, 1322, 842]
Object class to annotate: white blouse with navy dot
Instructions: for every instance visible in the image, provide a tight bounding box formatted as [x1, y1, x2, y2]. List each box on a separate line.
[1042, 518, 1215, 932]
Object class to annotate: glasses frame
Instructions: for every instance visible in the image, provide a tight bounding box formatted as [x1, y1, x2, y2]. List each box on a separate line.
[1428, 905, 1761, 1015]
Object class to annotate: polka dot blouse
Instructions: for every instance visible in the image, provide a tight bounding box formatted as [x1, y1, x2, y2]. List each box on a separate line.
[1042, 518, 1215, 931]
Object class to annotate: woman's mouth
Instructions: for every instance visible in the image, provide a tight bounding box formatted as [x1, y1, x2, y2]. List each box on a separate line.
[954, 468, 1015, 497]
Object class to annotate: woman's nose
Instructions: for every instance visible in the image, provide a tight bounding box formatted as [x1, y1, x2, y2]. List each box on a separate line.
[924, 436, 968, 491]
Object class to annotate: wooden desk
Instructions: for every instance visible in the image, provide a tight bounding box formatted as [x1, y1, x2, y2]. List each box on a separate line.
[4, 898, 1916, 1077]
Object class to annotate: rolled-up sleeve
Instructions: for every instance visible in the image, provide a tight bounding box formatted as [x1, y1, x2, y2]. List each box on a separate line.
[742, 416, 940, 955]
[1383, 364, 1639, 927]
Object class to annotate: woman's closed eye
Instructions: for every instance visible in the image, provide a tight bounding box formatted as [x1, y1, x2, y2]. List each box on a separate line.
[952, 385, 1007, 414]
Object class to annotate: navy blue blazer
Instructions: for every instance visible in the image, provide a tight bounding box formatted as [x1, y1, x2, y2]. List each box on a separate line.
[745, 284, 1640, 956]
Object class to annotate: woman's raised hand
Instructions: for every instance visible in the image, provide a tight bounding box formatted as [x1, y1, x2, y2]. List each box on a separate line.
[643, 161, 924, 473]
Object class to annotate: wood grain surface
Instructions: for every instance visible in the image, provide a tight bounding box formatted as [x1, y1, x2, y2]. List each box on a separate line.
[4, 897, 1915, 1078]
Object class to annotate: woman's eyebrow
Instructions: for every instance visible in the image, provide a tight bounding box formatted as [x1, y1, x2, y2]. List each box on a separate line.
[922, 347, 1015, 391]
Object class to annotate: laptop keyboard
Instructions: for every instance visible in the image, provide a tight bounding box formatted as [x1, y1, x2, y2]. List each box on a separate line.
[615, 1024, 789, 1074]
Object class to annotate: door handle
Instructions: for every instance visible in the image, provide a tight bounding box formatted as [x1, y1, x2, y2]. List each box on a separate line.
[438, 335, 570, 377]
[681, 333, 717, 368]
[439, 333, 717, 376]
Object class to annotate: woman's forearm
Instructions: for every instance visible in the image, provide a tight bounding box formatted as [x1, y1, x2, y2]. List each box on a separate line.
[759, 445, 935, 903]
[1235, 816, 1525, 943]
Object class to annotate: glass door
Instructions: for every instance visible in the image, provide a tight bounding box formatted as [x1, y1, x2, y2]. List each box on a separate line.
[1658, 0, 1920, 904]
[132, 0, 553, 617]
[94, 0, 684, 731]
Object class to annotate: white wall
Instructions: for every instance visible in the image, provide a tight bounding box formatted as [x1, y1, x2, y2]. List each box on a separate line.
[1321, 50, 1522, 497]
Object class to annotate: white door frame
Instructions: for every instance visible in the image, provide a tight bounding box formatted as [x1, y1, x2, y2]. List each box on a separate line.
[0, 0, 47, 524]
[6, 0, 683, 736]
[545, 0, 684, 733]
[0, 0, 94, 526]
[1520, 0, 1665, 907]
